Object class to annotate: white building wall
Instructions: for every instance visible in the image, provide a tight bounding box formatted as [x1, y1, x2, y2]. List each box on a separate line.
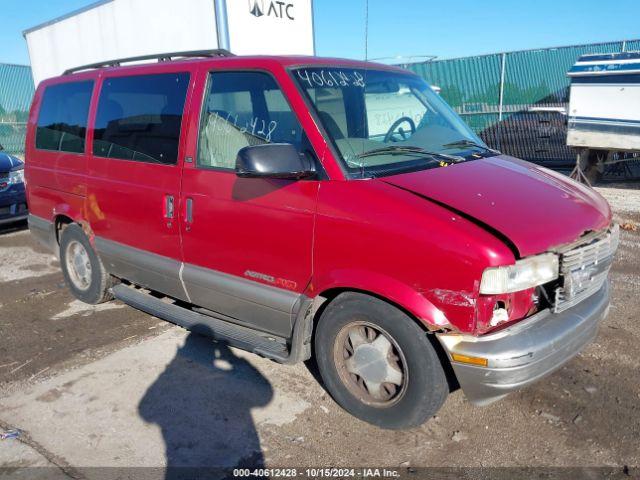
[226, 0, 314, 56]
[26, 0, 219, 85]
[25, 0, 315, 86]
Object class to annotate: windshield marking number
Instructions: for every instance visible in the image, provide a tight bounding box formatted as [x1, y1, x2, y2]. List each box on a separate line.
[297, 69, 365, 88]
[211, 112, 278, 142]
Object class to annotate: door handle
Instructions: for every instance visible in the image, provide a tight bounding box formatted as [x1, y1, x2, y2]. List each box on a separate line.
[185, 198, 194, 227]
[164, 195, 174, 219]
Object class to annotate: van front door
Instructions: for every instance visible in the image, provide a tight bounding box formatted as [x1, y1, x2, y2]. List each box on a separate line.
[179, 69, 318, 338]
[86, 70, 192, 300]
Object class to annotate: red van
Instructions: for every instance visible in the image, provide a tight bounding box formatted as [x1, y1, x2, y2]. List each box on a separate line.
[25, 50, 618, 429]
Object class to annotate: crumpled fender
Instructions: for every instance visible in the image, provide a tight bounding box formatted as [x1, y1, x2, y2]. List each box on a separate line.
[307, 269, 454, 331]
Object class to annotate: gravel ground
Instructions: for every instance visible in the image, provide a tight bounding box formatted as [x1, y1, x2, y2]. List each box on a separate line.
[0, 185, 638, 476]
[0, 224, 169, 391]
[597, 182, 640, 219]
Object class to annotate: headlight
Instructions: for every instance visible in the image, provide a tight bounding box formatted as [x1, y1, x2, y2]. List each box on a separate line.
[8, 169, 24, 185]
[480, 253, 559, 294]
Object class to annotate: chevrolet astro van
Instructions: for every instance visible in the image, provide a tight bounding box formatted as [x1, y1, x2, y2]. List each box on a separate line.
[26, 50, 618, 429]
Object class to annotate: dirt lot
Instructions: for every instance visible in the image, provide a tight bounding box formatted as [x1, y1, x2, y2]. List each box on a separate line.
[0, 185, 639, 477]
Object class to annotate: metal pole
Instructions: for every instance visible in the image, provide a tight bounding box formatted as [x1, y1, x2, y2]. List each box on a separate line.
[310, 0, 317, 55]
[498, 52, 506, 122]
[621, 40, 627, 52]
[497, 52, 507, 149]
[214, 0, 231, 51]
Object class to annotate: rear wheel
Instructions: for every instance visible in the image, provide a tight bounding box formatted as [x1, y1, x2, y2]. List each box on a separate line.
[314, 292, 448, 429]
[59, 224, 116, 304]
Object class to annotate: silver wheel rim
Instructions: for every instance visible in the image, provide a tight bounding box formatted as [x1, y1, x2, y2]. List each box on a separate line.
[333, 321, 408, 407]
[65, 240, 92, 291]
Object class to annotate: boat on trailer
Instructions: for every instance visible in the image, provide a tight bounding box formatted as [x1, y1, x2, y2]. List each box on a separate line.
[566, 51, 640, 182]
[568, 51, 640, 152]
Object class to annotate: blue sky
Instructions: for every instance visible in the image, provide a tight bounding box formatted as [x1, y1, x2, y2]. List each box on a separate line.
[2, 0, 640, 65]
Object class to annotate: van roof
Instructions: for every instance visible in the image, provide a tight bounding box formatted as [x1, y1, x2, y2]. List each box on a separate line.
[59, 49, 406, 78]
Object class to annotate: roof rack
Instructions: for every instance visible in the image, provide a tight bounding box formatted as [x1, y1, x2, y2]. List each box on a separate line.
[63, 49, 234, 75]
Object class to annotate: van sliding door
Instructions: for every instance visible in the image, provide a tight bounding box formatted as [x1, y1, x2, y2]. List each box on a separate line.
[86, 70, 193, 300]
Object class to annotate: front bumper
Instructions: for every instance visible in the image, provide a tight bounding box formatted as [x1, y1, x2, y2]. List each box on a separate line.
[437, 282, 610, 405]
[0, 187, 28, 225]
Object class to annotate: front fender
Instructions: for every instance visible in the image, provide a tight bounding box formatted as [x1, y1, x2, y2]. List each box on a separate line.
[308, 269, 454, 331]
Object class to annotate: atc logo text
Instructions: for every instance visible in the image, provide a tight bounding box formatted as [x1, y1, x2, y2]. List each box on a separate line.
[249, 0, 295, 20]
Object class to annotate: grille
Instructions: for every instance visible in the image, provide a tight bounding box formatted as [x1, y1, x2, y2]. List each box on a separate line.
[554, 225, 619, 313]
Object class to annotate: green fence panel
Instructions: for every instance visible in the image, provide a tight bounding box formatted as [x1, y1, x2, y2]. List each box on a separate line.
[624, 39, 640, 51]
[407, 53, 502, 112]
[405, 40, 638, 167]
[503, 42, 623, 108]
[0, 63, 35, 157]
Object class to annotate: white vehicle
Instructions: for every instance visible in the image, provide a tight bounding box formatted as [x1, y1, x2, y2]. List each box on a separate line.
[567, 52, 640, 182]
[23, 0, 314, 86]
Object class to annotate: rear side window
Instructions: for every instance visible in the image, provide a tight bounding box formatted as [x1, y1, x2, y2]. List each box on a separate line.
[93, 73, 189, 165]
[36, 81, 94, 153]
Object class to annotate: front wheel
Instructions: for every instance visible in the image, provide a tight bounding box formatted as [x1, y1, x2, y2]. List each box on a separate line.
[59, 224, 116, 304]
[314, 292, 449, 429]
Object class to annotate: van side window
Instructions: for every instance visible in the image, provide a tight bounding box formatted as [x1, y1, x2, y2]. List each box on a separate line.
[36, 81, 94, 154]
[198, 71, 303, 169]
[93, 73, 189, 165]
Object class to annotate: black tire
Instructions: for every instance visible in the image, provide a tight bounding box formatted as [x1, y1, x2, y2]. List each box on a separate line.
[59, 224, 116, 304]
[314, 292, 448, 430]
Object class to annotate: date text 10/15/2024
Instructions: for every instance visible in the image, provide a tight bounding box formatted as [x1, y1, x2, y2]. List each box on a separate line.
[233, 468, 402, 478]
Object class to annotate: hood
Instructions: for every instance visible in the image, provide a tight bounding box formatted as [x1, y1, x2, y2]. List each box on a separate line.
[0, 152, 24, 173]
[382, 156, 611, 258]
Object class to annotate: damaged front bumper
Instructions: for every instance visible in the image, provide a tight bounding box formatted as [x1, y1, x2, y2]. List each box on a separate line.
[437, 282, 610, 406]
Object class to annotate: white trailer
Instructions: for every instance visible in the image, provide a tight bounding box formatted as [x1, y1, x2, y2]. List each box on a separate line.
[23, 0, 315, 85]
[567, 52, 640, 182]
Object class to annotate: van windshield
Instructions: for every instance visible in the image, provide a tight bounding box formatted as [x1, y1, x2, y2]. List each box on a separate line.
[292, 67, 494, 178]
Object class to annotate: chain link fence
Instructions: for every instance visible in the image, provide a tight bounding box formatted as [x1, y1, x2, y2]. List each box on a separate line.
[0, 122, 28, 157]
[405, 39, 640, 170]
[0, 63, 35, 158]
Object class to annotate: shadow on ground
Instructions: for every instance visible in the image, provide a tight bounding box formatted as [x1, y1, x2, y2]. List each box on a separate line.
[139, 326, 273, 478]
[0, 219, 27, 236]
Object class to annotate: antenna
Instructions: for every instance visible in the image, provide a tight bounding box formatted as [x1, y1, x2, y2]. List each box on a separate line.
[364, 0, 369, 61]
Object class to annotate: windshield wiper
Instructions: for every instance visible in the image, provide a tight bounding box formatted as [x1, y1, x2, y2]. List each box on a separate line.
[442, 139, 501, 155]
[355, 145, 465, 163]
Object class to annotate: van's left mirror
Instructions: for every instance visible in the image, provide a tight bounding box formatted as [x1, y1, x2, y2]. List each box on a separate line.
[236, 143, 315, 180]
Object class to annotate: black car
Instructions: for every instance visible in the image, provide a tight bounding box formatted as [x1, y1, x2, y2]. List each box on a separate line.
[480, 107, 575, 169]
[0, 143, 27, 226]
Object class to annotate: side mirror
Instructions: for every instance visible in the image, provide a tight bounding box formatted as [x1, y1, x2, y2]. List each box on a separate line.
[236, 143, 315, 180]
